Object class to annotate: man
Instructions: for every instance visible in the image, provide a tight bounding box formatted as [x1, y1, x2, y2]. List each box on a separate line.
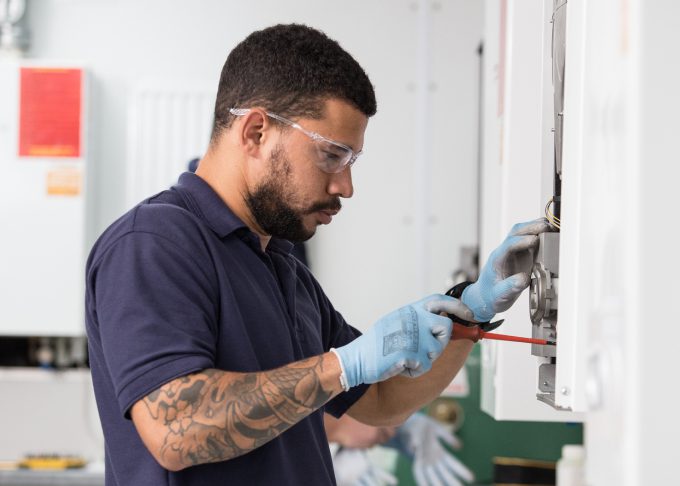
[86, 24, 550, 485]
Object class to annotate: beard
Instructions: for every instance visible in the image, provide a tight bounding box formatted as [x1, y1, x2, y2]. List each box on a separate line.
[245, 144, 341, 243]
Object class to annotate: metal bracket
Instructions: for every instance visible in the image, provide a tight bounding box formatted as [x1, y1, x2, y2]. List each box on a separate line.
[536, 363, 572, 411]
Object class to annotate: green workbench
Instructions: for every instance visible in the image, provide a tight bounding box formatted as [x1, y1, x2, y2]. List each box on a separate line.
[393, 345, 583, 485]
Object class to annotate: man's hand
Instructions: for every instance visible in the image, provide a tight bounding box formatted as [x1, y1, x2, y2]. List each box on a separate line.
[332, 295, 472, 389]
[462, 218, 555, 322]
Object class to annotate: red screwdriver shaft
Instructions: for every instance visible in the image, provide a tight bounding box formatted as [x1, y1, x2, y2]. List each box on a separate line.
[481, 331, 554, 345]
[452, 323, 555, 345]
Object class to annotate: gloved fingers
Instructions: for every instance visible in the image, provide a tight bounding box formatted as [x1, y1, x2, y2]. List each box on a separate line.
[423, 464, 446, 486]
[509, 217, 555, 236]
[491, 272, 530, 310]
[407, 414, 462, 450]
[333, 449, 371, 486]
[381, 360, 413, 382]
[429, 319, 453, 348]
[499, 234, 540, 259]
[502, 271, 531, 291]
[485, 235, 536, 283]
[358, 475, 378, 486]
[413, 465, 429, 486]
[425, 339, 444, 362]
[371, 466, 398, 485]
[399, 358, 430, 378]
[433, 461, 463, 486]
[434, 426, 462, 449]
[441, 452, 475, 483]
[425, 297, 474, 322]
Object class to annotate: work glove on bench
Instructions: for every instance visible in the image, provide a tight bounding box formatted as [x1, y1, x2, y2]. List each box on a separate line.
[390, 413, 474, 486]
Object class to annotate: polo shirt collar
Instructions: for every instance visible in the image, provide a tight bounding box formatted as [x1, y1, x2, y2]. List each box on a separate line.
[174, 172, 294, 255]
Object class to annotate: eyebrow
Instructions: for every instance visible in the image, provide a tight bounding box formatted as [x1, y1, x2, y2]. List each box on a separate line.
[326, 135, 360, 153]
[329, 138, 360, 153]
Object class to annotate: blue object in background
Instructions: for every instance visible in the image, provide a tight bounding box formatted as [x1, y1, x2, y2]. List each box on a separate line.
[187, 157, 200, 174]
[186, 156, 309, 266]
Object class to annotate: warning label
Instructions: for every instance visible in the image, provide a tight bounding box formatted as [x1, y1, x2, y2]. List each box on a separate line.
[46, 167, 82, 196]
[19, 67, 82, 158]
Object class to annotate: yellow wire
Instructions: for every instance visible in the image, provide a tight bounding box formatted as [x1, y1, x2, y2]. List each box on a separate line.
[546, 208, 560, 228]
[545, 198, 561, 229]
[545, 200, 560, 223]
[546, 207, 560, 228]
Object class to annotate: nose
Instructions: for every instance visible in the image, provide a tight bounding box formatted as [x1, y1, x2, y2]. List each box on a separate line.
[327, 166, 354, 198]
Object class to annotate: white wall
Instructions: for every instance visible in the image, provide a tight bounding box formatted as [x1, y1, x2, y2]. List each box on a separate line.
[24, 0, 483, 330]
[309, 0, 484, 328]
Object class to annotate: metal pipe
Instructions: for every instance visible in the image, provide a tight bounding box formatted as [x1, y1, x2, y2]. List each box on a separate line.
[0, 0, 29, 57]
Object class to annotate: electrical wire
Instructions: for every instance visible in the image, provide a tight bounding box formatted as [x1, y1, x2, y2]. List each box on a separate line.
[545, 198, 561, 229]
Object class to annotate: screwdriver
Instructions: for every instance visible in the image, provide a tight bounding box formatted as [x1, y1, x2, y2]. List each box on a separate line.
[452, 322, 556, 346]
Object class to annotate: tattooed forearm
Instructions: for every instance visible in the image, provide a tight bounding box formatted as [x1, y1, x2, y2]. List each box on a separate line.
[140, 354, 339, 469]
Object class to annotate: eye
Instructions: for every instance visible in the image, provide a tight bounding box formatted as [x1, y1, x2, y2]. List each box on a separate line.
[322, 150, 342, 161]
[315, 141, 351, 173]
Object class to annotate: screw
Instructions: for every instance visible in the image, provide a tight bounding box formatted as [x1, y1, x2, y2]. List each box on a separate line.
[561, 387, 570, 396]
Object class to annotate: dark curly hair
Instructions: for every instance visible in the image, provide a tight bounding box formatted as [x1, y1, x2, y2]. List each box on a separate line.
[210, 24, 377, 144]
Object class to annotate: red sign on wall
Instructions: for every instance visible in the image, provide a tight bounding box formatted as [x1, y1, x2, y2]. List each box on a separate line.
[19, 67, 82, 158]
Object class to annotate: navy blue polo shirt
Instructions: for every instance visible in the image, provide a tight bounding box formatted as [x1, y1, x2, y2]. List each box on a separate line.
[85, 172, 368, 486]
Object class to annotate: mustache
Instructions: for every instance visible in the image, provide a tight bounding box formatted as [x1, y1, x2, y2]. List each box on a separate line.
[306, 198, 342, 214]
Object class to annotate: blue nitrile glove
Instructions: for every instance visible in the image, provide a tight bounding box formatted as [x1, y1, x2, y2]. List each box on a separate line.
[387, 413, 474, 486]
[462, 218, 555, 322]
[332, 295, 473, 390]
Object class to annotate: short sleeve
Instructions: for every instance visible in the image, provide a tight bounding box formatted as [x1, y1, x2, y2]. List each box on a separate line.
[91, 230, 218, 418]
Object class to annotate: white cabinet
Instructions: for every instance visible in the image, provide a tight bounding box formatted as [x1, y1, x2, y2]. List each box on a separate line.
[0, 62, 88, 336]
[479, 0, 583, 421]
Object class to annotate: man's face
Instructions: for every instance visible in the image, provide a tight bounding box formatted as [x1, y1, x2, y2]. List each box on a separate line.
[246, 99, 367, 242]
[245, 143, 342, 242]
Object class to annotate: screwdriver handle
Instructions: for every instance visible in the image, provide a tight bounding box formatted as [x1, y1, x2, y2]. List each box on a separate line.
[451, 323, 483, 342]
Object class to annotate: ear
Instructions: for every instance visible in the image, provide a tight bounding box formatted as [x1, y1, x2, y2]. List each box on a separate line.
[237, 108, 271, 158]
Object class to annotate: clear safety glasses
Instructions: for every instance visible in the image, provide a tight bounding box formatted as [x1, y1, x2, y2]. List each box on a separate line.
[229, 108, 362, 174]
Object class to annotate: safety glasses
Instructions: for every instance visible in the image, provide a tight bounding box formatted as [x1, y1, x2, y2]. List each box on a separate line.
[229, 108, 362, 174]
